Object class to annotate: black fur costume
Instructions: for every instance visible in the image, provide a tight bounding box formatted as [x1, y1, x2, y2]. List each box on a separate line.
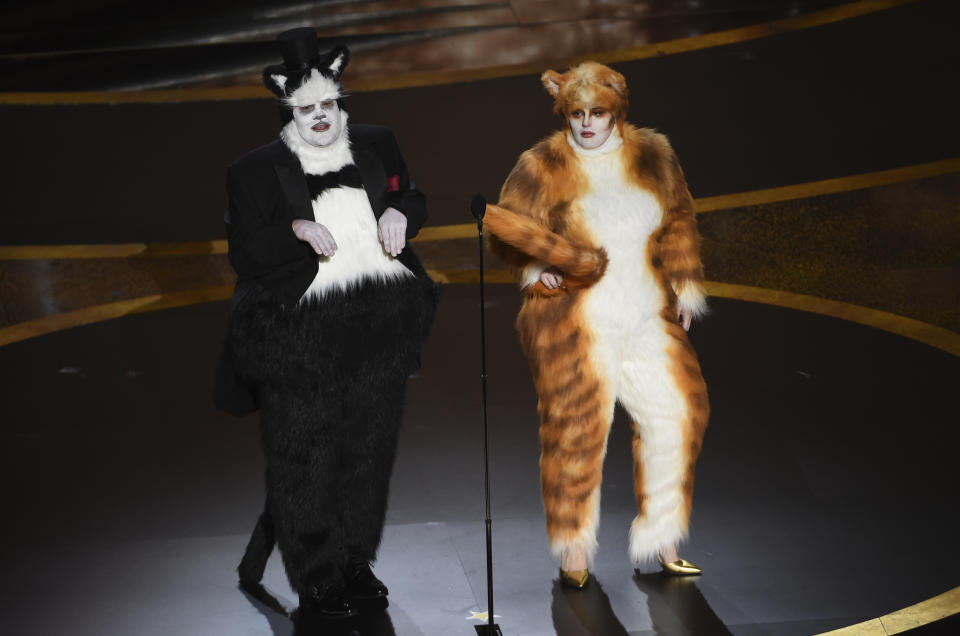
[214, 31, 437, 599]
[230, 275, 434, 594]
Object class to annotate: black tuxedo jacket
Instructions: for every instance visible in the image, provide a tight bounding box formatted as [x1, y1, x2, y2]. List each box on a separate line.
[214, 124, 429, 416]
[224, 124, 427, 306]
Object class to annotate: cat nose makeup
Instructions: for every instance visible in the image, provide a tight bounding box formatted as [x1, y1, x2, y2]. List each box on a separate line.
[309, 109, 329, 131]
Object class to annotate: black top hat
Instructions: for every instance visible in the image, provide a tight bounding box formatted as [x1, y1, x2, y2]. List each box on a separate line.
[276, 27, 320, 71]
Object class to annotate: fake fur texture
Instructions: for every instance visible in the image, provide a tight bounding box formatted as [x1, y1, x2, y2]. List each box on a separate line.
[488, 120, 709, 566]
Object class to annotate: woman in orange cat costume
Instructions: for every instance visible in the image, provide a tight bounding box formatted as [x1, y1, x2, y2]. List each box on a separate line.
[482, 61, 709, 587]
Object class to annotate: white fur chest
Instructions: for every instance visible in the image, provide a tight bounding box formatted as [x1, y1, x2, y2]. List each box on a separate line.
[578, 147, 665, 327]
[281, 121, 412, 301]
[302, 186, 412, 300]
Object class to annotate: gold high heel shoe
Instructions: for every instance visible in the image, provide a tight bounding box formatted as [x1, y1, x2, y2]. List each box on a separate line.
[559, 568, 590, 589]
[657, 556, 702, 576]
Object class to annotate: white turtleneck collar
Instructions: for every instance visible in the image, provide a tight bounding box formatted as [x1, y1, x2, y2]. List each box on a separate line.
[280, 110, 354, 175]
[566, 125, 624, 157]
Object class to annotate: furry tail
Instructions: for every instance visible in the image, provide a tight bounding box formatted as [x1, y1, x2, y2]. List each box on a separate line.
[484, 203, 607, 283]
[238, 506, 275, 585]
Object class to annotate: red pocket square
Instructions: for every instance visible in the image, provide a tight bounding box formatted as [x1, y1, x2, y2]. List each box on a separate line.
[386, 175, 400, 192]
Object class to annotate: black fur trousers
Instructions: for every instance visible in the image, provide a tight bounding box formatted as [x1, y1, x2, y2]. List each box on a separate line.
[257, 357, 407, 593]
[231, 274, 435, 595]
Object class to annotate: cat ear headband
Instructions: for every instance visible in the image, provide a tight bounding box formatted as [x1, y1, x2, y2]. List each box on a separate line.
[262, 27, 350, 105]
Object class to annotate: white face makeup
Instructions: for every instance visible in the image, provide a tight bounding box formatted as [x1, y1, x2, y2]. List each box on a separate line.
[292, 99, 343, 147]
[568, 106, 614, 150]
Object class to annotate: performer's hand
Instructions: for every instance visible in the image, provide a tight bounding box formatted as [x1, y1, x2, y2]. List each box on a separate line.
[539, 267, 564, 290]
[677, 306, 693, 331]
[378, 207, 407, 257]
[292, 219, 338, 257]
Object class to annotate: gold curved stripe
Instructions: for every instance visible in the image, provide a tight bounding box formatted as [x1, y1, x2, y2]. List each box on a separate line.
[415, 224, 477, 241]
[1, 277, 956, 357]
[0, 0, 917, 106]
[0, 286, 232, 348]
[0, 232, 477, 259]
[0, 225, 479, 259]
[816, 586, 959, 635]
[704, 282, 960, 357]
[429, 276, 960, 356]
[695, 158, 960, 213]
[0, 240, 228, 260]
[1, 156, 955, 261]
[424, 268, 514, 284]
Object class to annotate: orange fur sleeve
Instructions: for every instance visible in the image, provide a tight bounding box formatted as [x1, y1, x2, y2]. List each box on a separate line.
[656, 144, 707, 318]
[484, 203, 606, 283]
[487, 152, 541, 277]
[489, 142, 605, 292]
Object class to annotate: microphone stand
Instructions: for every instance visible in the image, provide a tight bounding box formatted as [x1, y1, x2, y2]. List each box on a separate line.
[470, 194, 502, 636]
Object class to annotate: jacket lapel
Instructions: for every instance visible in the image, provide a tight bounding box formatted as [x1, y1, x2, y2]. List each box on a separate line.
[354, 143, 387, 218]
[273, 141, 314, 221]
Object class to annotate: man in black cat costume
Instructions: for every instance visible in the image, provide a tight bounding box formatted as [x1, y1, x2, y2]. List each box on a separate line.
[213, 28, 437, 620]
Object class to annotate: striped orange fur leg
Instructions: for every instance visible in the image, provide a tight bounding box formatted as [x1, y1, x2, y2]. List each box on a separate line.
[524, 302, 614, 566]
[539, 395, 614, 566]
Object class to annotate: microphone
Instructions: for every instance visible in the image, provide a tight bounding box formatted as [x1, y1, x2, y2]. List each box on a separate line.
[470, 194, 487, 221]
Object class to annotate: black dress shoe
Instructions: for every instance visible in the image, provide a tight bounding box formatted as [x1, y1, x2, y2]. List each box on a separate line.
[343, 558, 389, 600]
[300, 581, 356, 620]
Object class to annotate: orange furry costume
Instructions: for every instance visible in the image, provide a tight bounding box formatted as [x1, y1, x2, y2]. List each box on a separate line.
[484, 62, 709, 565]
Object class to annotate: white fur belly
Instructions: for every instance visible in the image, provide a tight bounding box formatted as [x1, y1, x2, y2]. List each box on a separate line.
[576, 152, 666, 398]
[301, 186, 411, 300]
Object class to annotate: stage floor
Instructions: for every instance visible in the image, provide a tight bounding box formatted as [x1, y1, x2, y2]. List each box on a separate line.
[0, 284, 956, 635]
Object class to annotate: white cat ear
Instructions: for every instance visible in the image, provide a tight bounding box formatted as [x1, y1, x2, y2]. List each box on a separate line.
[541, 70, 563, 97]
[325, 45, 350, 80]
[262, 70, 290, 98]
[270, 74, 287, 92]
[328, 53, 345, 75]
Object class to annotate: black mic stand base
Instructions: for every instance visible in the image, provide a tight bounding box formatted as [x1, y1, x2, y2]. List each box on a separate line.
[475, 624, 504, 636]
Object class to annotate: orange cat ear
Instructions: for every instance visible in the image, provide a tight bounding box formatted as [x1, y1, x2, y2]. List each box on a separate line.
[607, 73, 627, 98]
[596, 66, 627, 99]
[541, 70, 563, 97]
